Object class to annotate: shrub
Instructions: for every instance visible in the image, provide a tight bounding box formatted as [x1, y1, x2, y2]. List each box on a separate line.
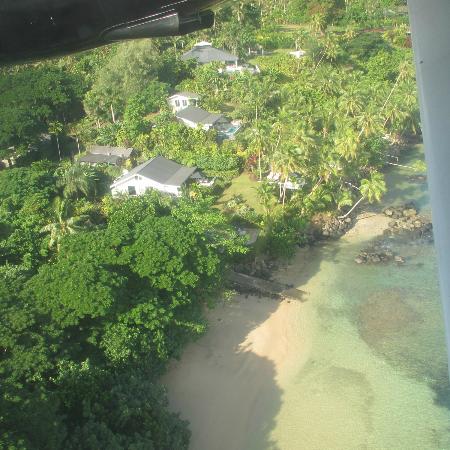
[264, 214, 308, 258]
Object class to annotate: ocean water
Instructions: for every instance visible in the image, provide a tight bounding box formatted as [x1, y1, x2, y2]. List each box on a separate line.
[267, 145, 450, 450]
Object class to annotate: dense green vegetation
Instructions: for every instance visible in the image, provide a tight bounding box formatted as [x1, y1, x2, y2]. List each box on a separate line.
[1, 0, 419, 447]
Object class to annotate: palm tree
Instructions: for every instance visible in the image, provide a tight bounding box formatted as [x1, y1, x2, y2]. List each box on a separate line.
[294, 30, 310, 51]
[48, 121, 64, 161]
[381, 60, 414, 113]
[246, 122, 269, 181]
[314, 33, 340, 71]
[310, 13, 326, 35]
[41, 197, 90, 251]
[357, 107, 383, 138]
[339, 172, 387, 218]
[55, 163, 96, 199]
[257, 181, 276, 216]
[335, 125, 360, 160]
[273, 145, 302, 206]
[382, 100, 409, 132]
[360, 172, 387, 203]
[339, 87, 364, 118]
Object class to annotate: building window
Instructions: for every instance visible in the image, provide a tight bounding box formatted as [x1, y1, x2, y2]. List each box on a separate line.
[175, 100, 180, 107]
[182, 99, 187, 106]
[128, 185, 137, 196]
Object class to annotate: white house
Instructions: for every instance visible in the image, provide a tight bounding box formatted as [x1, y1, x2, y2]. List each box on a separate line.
[181, 41, 238, 65]
[181, 41, 258, 75]
[267, 171, 306, 190]
[110, 156, 197, 197]
[218, 63, 260, 75]
[289, 49, 306, 59]
[167, 92, 200, 113]
[175, 105, 230, 131]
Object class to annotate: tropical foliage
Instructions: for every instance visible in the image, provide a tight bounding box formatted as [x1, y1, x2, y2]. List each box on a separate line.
[0, 0, 421, 447]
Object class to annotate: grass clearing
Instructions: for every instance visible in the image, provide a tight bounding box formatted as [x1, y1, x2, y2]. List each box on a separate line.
[217, 172, 263, 214]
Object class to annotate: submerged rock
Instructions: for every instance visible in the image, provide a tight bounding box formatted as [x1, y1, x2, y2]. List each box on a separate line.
[382, 202, 433, 241]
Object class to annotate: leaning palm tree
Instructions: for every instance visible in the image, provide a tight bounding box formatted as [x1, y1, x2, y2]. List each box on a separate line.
[381, 60, 414, 113]
[56, 163, 96, 199]
[41, 197, 90, 251]
[339, 172, 387, 219]
[360, 172, 387, 203]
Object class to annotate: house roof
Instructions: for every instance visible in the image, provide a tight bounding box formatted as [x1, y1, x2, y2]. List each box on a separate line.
[89, 145, 133, 158]
[176, 106, 225, 125]
[112, 156, 197, 188]
[181, 42, 238, 64]
[79, 153, 122, 165]
[168, 91, 200, 100]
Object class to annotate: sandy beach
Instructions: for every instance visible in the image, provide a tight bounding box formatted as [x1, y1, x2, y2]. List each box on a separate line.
[163, 147, 450, 450]
[163, 292, 312, 450]
[162, 212, 393, 450]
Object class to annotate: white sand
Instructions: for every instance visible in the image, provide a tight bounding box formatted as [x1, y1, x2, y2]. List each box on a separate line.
[163, 295, 312, 450]
[162, 212, 391, 450]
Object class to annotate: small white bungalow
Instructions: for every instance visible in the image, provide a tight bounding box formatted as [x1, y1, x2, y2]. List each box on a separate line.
[167, 92, 200, 113]
[79, 145, 134, 167]
[181, 41, 238, 65]
[267, 171, 306, 190]
[181, 41, 258, 75]
[289, 49, 306, 59]
[110, 156, 197, 197]
[218, 63, 260, 75]
[175, 105, 230, 131]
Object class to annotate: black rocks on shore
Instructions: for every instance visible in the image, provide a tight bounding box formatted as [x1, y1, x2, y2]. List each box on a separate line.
[234, 257, 279, 280]
[355, 244, 404, 265]
[382, 203, 433, 241]
[355, 203, 434, 265]
[310, 215, 354, 241]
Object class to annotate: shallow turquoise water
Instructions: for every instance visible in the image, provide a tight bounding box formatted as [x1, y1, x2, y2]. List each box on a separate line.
[269, 145, 450, 450]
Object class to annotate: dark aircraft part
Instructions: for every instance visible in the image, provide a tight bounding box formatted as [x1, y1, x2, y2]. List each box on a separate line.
[0, 0, 222, 65]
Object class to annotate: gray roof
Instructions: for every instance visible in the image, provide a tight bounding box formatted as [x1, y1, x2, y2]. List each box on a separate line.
[176, 106, 225, 125]
[79, 153, 122, 165]
[89, 145, 133, 158]
[112, 156, 197, 187]
[181, 44, 238, 64]
[168, 91, 200, 100]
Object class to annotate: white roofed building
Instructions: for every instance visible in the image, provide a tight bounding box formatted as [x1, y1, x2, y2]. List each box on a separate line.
[167, 92, 200, 113]
[110, 156, 197, 197]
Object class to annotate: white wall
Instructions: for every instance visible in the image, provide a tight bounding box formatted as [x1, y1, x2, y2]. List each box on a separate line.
[169, 95, 198, 112]
[178, 118, 212, 131]
[111, 175, 181, 196]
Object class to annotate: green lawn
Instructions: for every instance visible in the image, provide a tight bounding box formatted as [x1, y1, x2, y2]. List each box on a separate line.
[217, 172, 263, 214]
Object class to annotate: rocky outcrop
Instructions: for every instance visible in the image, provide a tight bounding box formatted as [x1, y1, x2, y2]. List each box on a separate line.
[355, 243, 404, 265]
[309, 215, 354, 241]
[354, 203, 433, 265]
[227, 271, 305, 301]
[234, 257, 279, 280]
[382, 203, 433, 241]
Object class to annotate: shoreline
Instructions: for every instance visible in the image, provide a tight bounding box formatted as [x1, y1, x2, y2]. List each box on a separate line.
[162, 208, 392, 450]
[163, 294, 311, 450]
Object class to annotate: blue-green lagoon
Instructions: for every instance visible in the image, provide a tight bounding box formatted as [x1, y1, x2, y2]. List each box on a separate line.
[165, 145, 450, 450]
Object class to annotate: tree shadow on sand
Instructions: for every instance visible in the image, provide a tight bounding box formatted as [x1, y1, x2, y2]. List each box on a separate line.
[161, 242, 333, 450]
[162, 296, 283, 450]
